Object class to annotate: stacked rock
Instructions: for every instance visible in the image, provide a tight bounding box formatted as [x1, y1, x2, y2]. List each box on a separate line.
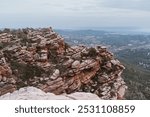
[0, 27, 127, 99]
[0, 51, 16, 96]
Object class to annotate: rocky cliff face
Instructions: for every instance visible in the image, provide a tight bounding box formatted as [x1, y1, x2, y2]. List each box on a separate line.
[0, 27, 127, 99]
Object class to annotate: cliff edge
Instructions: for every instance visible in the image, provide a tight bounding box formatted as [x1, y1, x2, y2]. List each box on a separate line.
[0, 27, 127, 99]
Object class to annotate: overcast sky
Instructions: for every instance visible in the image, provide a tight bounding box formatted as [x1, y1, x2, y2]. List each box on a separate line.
[0, 0, 150, 29]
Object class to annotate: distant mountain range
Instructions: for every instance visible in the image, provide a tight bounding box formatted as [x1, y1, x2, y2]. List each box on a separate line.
[56, 27, 150, 35]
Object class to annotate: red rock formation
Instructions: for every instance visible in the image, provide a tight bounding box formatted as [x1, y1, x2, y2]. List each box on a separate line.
[0, 51, 17, 96]
[0, 27, 127, 99]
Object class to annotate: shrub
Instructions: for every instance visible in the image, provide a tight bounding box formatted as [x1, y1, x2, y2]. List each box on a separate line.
[88, 47, 97, 57]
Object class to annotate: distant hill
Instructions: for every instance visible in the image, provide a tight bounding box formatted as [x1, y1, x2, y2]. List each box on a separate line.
[56, 29, 107, 36]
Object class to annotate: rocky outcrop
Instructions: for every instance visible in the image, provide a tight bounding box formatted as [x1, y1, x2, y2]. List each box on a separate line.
[0, 87, 100, 100]
[0, 27, 127, 99]
[0, 51, 17, 96]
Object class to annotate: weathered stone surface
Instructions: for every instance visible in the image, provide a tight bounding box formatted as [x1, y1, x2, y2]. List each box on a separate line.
[72, 60, 80, 69]
[0, 87, 100, 100]
[0, 27, 127, 100]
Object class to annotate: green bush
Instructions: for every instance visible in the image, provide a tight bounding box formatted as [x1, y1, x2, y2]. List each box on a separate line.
[88, 47, 97, 57]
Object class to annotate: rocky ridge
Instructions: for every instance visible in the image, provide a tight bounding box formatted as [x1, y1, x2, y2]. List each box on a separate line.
[0, 27, 127, 99]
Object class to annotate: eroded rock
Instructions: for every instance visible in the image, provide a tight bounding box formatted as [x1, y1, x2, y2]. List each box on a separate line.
[0, 87, 100, 100]
[0, 27, 127, 99]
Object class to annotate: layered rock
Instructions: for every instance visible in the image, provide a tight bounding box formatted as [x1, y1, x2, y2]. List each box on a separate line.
[0, 33, 12, 43]
[0, 51, 17, 96]
[0, 27, 127, 99]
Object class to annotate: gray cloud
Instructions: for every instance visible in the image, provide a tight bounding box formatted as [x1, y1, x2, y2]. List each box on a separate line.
[0, 0, 150, 28]
[99, 0, 150, 11]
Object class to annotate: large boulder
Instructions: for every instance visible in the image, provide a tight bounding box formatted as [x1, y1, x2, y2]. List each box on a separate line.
[0, 87, 100, 100]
